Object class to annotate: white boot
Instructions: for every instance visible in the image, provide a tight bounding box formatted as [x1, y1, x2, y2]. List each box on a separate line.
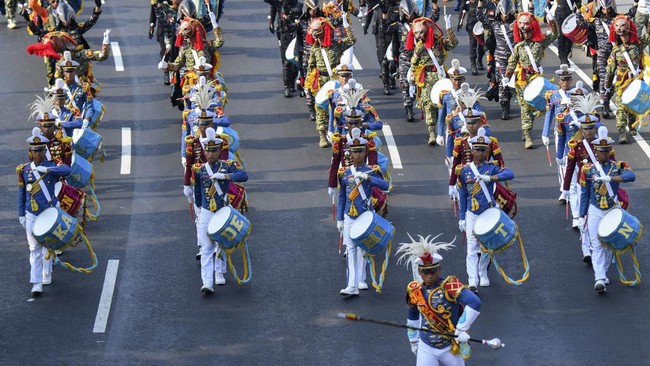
[31, 283, 43, 296]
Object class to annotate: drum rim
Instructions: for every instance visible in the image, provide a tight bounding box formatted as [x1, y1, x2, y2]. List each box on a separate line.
[621, 79, 643, 104]
[349, 211, 376, 240]
[473, 207, 503, 236]
[523, 77, 546, 101]
[32, 207, 63, 237]
[207, 206, 235, 235]
[597, 207, 626, 237]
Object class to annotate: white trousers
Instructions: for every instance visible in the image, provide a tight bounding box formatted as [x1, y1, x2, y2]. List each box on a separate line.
[465, 211, 490, 286]
[25, 212, 52, 284]
[343, 215, 367, 288]
[416, 341, 465, 366]
[197, 208, 227, 287]
[587, 205, 613, 281]
[194, 206, 202, 247]
[568, 170, 580, 220]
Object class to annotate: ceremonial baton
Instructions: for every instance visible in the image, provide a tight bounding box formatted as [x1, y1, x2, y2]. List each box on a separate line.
[332, 195, 336, 223]
[189, 203, 196, 222]
[337, 313, 505, 350]
[545, 146, 552, 167]
[452, 197, 457, 218]
[338, 231, 343, 255]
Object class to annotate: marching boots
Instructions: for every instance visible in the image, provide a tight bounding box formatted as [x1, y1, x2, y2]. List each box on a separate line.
[164, 72, 170, 85]
[384, 85, 392, 95]
[318, 129, 331, 148]
[405, 105, 415, 122]
[603, 102, 612, 119]
[471, 61, 479, 75]
[500, 102, 510, 120]
[284, 87, 291, 98]
[523, 129, 534, 149]
[478, 59, 485, 70]
[308, 105, 316, 121]
[618, 127, 628, 144]
[629, 118, 638, 136]
[427, 126, 437, 145]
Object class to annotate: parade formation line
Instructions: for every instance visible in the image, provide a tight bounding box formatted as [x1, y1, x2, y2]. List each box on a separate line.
[120, 127, 131, 175]
[382, 125, 403, 169]
[92, 259, 119, 334]
[110, 41, 124, 72]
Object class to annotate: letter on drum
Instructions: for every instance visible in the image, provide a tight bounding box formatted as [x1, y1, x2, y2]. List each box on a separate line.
[361, 224, 387, 249]
[494, 222, 508, 238]
[61, 195, 75, 209]
[52, 214, 73, 241]
[617, 221, 633, 239]
[221, 215, 244, 242]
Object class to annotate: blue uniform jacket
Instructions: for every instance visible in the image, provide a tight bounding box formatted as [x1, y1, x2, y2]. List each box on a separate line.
[17, 161, 71, 216]
[437, 91, 482, 138]
[458, 161, 514, 220]
[337, 165, 389, 221]
[542, 90, 582, 159]
[193, 160, 248, 211]
[580, 160, 635, 216]
[66, 81, 95, 121]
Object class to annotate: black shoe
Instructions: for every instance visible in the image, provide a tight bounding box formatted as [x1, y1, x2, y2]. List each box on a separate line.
[478, 62, 485, 70]
[284, 88, 291, 98]
[383, 86, 391, 95]
[299, 90, 306, 97]
[164, 73, 170, 85]
[603, 110, 611, 119]
[406, 107, 415, 122]
[468, 285, 478, 293]
[290, 86, 296, 93]
[583, 255, 592, 267]
[501, 107, 509, 120]
[309, 110, 316, 121]
[471, 65, 479, 75]
[453, 6, 460, 11]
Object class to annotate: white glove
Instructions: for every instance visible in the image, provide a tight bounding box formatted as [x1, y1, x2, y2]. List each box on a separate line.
[560, 97, 571, 106]
[594, 175, 612, 182]
[210, 172, 226, 180]
[209, 12, 218, 28]
[82, 119, 90, 129]
[458, 220, 466, 232]
[35, 166, 48, 174]
[477, 174, 491, 182]
[502, 77, 510, 88]
[342, 12, 350, 28]
[102, 29, 111, 45]
[455, 329, 470, 343]
[328, 187, 337, 199]
[183, 185, 193, 203]
[448, 185, 459, 199]
[562, 190, 570, 199]
[436, 135, 445, 146]
[19, 216, 26, 228]
[545, 7, 555, 22]
[55, 119, 62, 127]
[542, 136, 550, 146]
[357, 6, 366, 18]
[577, 217, 586, 233]
[556, 158, 566, 167]
[410, 341, 418, 355]
[158, 61, 168, 70]
[354, 171, 369, 180]
[181, 157, 187, 168]
[444, 14, 452, 29]
[337, 220, 344, 232]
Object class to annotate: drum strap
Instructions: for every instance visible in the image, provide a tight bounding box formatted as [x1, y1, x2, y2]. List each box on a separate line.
[500, 24, 514, 53]
[204, 162, 227, 203]
[622, 50, 639, 77]
[557, 89, 580, 122]
[581, 139, 616, 199]
[349, 165, 370, 204]
[523, 45, 539, 74]
[45, 146, 52, 161]
[30, 162, 53, 204]
[469, 162, 496, 206]
[320, 48, 333, 78]
[425, 47, 446, 79]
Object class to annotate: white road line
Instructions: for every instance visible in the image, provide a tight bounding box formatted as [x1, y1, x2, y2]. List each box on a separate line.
[110, 41, 124, 72]
[352, 55, 363, 70]
[121, 127, 131, 175]
[548, 45, 650, 160]
[382, 125, 403, 169]
[93, 259, 119, 334]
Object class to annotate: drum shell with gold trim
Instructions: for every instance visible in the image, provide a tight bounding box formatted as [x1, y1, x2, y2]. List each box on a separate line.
[561, 14, 588, 45]
[524, 77, 558, 112]
[473, 207, 518, 252]
[72, 128, 103, 161]
[55, 181, 85, 217]
[621, 79, 650, 116]
[207, 206, 251, 250]
[350, 211, 394, 255]
[597, 208, 643, 251]
[227, 183, 246, 211]
[32, 207, 78, 250]
[66, 153, 93, 189]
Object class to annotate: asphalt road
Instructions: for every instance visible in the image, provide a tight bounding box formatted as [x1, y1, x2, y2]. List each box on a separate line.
[0, 1, 649, 365]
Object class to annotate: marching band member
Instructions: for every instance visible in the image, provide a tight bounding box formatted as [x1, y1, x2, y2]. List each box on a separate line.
[457, 129, 514, 291]
[437, 61, 479, 147]
[603, 15, 650, 144]
[579, 126, 635, 293]
[58, 53, 95, 125]
[458, 0, 485, 75]
[336, 128, 389, 296]
[406, 16, 458, 145]
[504, 11, 559, 149]
[192, 128, 248, 294]
[373, 0, 399, 95]
[299, 0, 324, 121]
[149, 0, 178, 86]
[17, 128, 71, 296]
[30, 94, 74, 166]
[397, 234, 481, 365]
[396, 0, 419, 122]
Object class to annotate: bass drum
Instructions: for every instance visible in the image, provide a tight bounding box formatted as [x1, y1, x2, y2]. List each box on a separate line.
[430, 78, 453, 107]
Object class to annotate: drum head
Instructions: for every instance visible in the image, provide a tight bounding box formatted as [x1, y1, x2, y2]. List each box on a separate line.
[598, 208, 624, 237]
[621, 79, 642, 104]
[430, 78, 453, 105]
[32, 207, 59, 237]
[207, 206, 234, 235]
[350, 211, 374, 239]
[523, 77, 545, 102]
[55, 181, 63, 196]
[473, 207, 501, 236]
[315, 80, 338, 105]
[561, 13, 577, 34]
[72, 128, 84, 144]
[473, 21, 484, 36]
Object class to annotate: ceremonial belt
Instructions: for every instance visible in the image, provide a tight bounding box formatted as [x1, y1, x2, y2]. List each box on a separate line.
[622, 50, 639, 77]
[320, 48, 333, 78]
[582, 140, 616, 199]
[523, 44, 539, 73]
[349, 165, 369, 203]
[425, 47, 445, 79]
[469, 162, 496, 206]
[500, 24, 514, 53]
[30, 162, 53, 204]
[205, 162, 226, 202]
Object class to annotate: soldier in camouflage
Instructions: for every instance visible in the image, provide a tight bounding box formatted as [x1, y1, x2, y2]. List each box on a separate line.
[396, 0, 422, 122]
[300, 0, 324, 121]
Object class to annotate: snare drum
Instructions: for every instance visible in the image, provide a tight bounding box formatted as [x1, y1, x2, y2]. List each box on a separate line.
[227, 183, 247, 212]
[285, 37, 299, 65]
[524, 77, 558, 112]
[598, 208, 643, 251]
[88, 99, 105, 130]
[473, 207, 518, 252]
[315, 80, 338, 110]
[32, 207, 78, 250]
[55, 181, 85, 216]
[72, 128, 103, 161]
[66, 153, 93, 189]
[430, 78, 453, 106]
[493, 183, 517, 218]
[207, 206, 251, 250]
[621, 79, 650, 116]
[350, 211, 395, 255]
[472, 22, 485, 46]
[561, 14, 588, 45]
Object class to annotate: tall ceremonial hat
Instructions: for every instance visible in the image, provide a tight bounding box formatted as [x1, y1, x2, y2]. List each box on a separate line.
[47, 78, 69, 100]
[192, 82, 217, 126]
[55, 1, 76, 24]
[200, 127, 223, 151]
[192, 56, 213, 76]
[468, 127, 490, 149]
[569, 80, 587, 96]
[58, 50, 79, 72]
[573, 92, 603, 129]
[27, 127, 50, 151]
[396, 233, 456, 270]
[340, 83, 367, 125]
[458, 85, 486, 122]
[555, 64, 574, 80]
[348, 127, 368, 150]
[29, 94, 59, 126]
[335, 63, 354, 76]
[447, 59, 467, 80]
[592, 126, 615, 150]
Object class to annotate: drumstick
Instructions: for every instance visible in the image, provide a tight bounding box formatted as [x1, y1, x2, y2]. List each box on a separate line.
[189, 203, 195, 222]
[452, 198, 457, 218]
[566, 197, 569, 220]
[545, 146, 552, 167]
[338, 231, 343, 255]
[332, 195, 336, 223]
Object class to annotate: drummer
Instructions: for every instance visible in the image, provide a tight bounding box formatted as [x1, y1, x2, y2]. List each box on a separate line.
[192, 128, 248, 294]
[30, 94, 74, 166]
[504, 11, 559, 149]
[336, 128, 389, 296]
[458, 0, 485, 75]
[17, 128, 72, 296]
[437, 60, 472, 146]
[579, 126, 635, 293]
[456, 128, 514, 292]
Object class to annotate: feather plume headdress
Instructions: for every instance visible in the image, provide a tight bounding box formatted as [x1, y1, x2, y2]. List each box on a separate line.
[458, 87, 486, 118]
[340, 82, 367, 120]
[572, 92, 602, 125]
[29, 95, 59, 123]
[396, 233, 456, 268]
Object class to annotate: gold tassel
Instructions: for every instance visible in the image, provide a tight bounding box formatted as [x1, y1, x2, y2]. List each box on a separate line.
[600, 195, 608, 209]
[348, 204, 358, 217]
[209, 197, 217, 211]
[30, 197, 39, 212]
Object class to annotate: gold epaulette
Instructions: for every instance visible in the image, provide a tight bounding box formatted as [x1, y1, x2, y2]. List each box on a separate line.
[488, 135, 499, 144]
[192, 163, 203, 173]
[581, 163, 592, 174]
[454, 164, 464, 176]
[406, 280, 421, 295]
[567, 138, 578, 149]
[184, 135, 196, 144]
[334, 106, 344, 118]
[369, 164, 382, 173]
[338, 166, 347, 178]
[16, 163, 28, 185]
[441, 275, 464, 301]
